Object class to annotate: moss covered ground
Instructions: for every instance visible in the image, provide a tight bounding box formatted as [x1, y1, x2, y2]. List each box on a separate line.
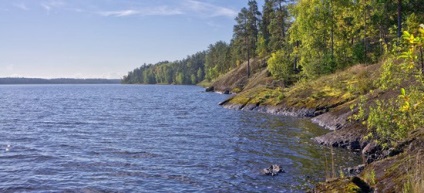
[222, 63, 379, 111]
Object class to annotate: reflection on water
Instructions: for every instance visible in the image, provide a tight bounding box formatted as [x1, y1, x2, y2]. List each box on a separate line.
[0, 85, 361, 192]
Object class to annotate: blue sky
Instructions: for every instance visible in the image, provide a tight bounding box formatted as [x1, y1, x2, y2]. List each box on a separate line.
[0, 0, 263, 79]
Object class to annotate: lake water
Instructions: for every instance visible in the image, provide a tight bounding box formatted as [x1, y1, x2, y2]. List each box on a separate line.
[0, 85, 361, 192]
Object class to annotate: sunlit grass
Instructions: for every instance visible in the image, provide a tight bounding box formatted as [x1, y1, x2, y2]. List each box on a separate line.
[403, 152, 424, 193]
[227, 63, 380, 110]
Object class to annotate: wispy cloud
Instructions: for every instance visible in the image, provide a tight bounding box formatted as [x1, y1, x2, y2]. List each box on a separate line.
[143, 6, 184, 16]
[41, 0, 65, 11]
[13, 2, 29, 11]
[99, 9, 139, 17]
[98, 6, 183, 17]
[23, 0, 236, 19]
[97, 1, 236, 19]
[183, 0, 237, 18]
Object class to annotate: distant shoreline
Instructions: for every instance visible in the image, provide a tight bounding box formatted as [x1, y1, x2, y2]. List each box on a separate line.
[0, 78, 121, 84]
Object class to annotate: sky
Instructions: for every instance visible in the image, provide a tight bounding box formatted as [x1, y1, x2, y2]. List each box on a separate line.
[0, 0, 263, 79]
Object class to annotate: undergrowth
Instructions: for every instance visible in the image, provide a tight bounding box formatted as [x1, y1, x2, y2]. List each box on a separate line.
[402, 152, 424, 193]
[227, 62, 378, 110]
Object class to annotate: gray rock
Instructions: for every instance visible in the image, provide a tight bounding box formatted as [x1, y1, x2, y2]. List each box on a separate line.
[262, 164, 285, 176]
[205, 86, 214, 92]
[362, 142, 379, 155]
[348, 164, 365, 175]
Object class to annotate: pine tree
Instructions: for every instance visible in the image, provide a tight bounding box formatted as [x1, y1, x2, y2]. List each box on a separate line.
[233, 1, 261, 78]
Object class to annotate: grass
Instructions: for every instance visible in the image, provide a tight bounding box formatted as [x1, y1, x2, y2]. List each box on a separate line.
[403, 152, 424, 193]
[283, 64, 378, 108]
[226, 63, 380, 111]
[228, 86, 283, 106]
[357, 128, 424, 192]
[197, 79, 212, 88]
[363, 168, 376, 186]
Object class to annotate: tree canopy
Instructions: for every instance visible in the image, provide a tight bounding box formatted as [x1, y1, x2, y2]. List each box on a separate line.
[123, 0, 424, 85]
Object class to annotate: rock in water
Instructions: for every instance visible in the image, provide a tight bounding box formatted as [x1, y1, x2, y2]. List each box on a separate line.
[262, 168, 271, 175]
[205, 86, 214, 92]
[262, 164, 285, 176]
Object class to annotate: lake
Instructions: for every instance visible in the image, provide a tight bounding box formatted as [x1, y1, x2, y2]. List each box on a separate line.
[0, 85, 361, 192]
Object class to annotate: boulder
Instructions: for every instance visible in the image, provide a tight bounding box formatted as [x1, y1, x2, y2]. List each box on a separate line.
[205, 86, 214, 92]
[262, 164, 285, 176]
[362, 142, 382, 164]
[347, 164, 365, 175]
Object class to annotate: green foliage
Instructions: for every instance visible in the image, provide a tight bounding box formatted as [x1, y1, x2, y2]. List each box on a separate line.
[205, 41, 232, 81]
[267, 49, 294, 83]
[267, 1, 289, 52]
[122, 52, 206, 85]
[352, 42, 366, 64]
[196, 68, 204, 82]
[190, 74, 197, 85]
[256, 34, 268, 58]
[364, 169, 376, 186]
[123, 0, 424, 88]
[359, 87, 424, 148]
[176, 72, 184, 85]
[287, 0, 424, 77]
[232, 1, 261, 64]
[354, 25, 424, 147]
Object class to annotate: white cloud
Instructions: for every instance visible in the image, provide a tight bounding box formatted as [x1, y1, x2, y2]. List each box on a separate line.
[97, 1, 236, 19]
[99, 9, 139, 17]
[99, 6, 183, 17]
[183, 0, 237, 18]
[41, 4, 51, 11]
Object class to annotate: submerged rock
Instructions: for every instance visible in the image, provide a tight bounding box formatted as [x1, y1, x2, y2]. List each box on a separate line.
[205, 86, 214, 92]
[262, 164, 285, 176]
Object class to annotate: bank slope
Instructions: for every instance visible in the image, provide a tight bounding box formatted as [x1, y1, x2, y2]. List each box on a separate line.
[212, 59, 424, 192]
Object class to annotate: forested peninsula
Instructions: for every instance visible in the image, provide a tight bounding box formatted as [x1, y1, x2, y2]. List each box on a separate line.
[123, 0, 424, 192]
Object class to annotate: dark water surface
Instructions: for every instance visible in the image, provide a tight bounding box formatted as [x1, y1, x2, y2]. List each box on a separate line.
[0, 85, 361, 192]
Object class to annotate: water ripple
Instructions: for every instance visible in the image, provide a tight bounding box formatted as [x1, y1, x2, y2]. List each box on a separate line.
[0, 85, 361, 192]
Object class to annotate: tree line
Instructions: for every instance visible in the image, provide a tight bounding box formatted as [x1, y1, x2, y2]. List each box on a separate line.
[122, 0, 424, 85]
[122, 51, 206, 84]
[0, 78, 120, 84]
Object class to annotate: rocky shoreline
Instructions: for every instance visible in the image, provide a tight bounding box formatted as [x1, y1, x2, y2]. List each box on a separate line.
[219, 98, 366, 152]
[219, 96, 424, 192]
[207, 59, 423, 191]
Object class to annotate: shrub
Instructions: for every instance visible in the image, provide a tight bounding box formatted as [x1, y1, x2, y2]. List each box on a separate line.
[267, 49, 294, 83]
[354, 25, 424, 147]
